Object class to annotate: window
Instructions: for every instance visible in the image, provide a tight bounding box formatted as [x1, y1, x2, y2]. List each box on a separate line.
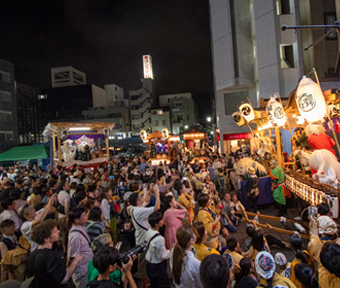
[152, 110, 163, 115]
[324, 13, 337, 40]
[187, 115, 189, 120]
[0, 71, 10, 82]
[168, 98, 170, 103]
[0, 131, 13, 141]
[224, 91, 249, 115]
[133, 124, 141, 129]
[162, 120, 166, 125]
[276, 0, 291, 15]
[0, 91, 11, 102]
[131, 105, 140, 110]
[280, 45, 294, 68]
[0, 111, 12, 122]
[153, 120, 159, 126]
[115, 87, 117, 91]
[132, 114, 141, 120]
[38, 94, 48, 100]
[6, 132, 13, 141]
[115, 95, 118, 99]
[131, 95, 139, 101]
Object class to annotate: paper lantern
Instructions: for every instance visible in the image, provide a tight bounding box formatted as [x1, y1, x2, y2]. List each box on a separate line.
[140, 129, 147, 141]
[266, 95, 286, 126]
[162, 128, 169, 139]
[231, 112, 245, 126]
[266, 95, 286, 127]
[239, 103, 255, 122]
[295, 76, 326, 122]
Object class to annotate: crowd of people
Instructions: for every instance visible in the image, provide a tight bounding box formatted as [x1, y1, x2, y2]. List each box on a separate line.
[0, 151, 339, 288]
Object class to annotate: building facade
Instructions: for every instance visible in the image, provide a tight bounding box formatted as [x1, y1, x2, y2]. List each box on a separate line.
[82, 84, 130, 138]
[51, 66, 86, 88]
[150, 107, 171, 133]
[209, 0, 311, 154]
[16, 82, 44, 144]
[38, 84, 100, 125]
[0, 59, 17, 153]
[159, 93, 198, 134]
[129, 78, 156, 134]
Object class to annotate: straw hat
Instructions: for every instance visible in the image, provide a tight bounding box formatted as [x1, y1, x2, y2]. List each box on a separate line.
[247, 166, 256, 175]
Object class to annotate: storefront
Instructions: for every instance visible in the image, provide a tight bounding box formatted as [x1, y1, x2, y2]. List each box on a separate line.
[217, 132, 253, 155]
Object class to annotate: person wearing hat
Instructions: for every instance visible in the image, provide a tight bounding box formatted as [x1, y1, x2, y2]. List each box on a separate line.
[245, 166, 259, 213]
[308, 215, 338, 266]
[275, 252, 291, 278]
[72, 170, 82, 185]
[255, 251, 297, 288]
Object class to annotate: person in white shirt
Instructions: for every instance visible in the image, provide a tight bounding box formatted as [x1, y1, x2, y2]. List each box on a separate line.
[72, 170, 82, 185]
[19, 194, 57, 251]
[127, 183, 161, 288]
[145, 211, 170, 288]
[170, 224, 203, 288]
[0, 197, 22, 231]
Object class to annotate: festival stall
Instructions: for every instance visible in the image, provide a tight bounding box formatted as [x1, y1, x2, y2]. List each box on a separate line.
[182, 125, 211, 163]
[42, 122, 115, 170]
[140, 128, 180, 166]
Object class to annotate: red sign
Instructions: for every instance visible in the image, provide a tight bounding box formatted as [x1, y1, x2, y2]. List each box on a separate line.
[223, 132, 252, 140]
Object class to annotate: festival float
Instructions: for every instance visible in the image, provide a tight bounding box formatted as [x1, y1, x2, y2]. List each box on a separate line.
[42, 122, 114, 170]
[232, 71, 340, 221]
[140, 128, 180, 166]
[182, 125, 212, 163]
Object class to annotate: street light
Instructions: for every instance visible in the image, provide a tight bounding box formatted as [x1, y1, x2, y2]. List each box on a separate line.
[207, 117, 212, 122]
[184, 125, 188, 129]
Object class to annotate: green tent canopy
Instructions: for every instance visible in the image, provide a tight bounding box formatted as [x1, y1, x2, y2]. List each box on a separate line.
[0, 146, 50, 162]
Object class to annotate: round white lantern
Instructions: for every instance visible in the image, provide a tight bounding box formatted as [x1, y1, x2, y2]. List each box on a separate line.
[266, 95, 286, 127]
[162, 127, 169, 139]
[140, 129, 147, 141]
[231, 111, 245, 126]
[295, 76, 326, 122]
[239, 103, 255, 122]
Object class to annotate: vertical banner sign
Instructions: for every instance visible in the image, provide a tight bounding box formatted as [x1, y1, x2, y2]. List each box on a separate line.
[143, 55, 154, 79]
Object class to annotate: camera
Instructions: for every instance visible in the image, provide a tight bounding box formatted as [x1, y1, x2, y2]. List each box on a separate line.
[119, 242, 147, 265]
[210, 212, 217, 220]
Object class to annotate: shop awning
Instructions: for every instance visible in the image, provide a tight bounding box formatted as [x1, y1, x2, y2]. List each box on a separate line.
[0, 146, 50, 162]
[221, 132, 252, 141]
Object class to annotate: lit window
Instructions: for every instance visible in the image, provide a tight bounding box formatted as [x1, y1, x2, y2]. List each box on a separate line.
[38, 94, 48, 100]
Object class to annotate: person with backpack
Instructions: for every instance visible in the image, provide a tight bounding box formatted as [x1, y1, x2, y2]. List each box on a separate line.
[145, 211, 170, 288]
[67, 207, 94, 288]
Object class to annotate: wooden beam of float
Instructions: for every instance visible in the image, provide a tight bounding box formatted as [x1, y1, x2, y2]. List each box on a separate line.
[240, 206, 310, 239]
[245, 211, 295, 223]
[241, 219, 310, 240]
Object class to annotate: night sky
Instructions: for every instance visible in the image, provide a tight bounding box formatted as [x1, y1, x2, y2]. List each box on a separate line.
[0, 0, 214, 116]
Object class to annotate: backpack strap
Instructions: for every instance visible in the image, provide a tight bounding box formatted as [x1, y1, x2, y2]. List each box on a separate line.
[131, 208, 148, 231]
[147, 233, 161, 249]
[70, 229, 91, 247]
